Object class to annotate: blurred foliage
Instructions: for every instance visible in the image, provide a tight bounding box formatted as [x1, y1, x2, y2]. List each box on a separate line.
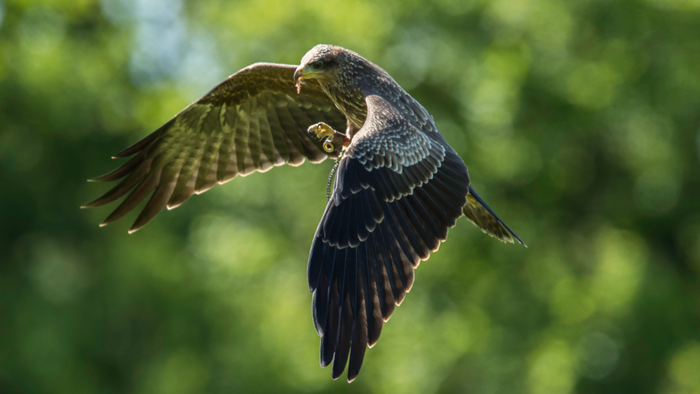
[1, 0, 700, 393]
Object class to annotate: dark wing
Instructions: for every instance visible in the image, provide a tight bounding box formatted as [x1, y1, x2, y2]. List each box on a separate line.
[83, 63, 347, 233]
[307, 95, 470, 381]
[463, 186, 526, 246]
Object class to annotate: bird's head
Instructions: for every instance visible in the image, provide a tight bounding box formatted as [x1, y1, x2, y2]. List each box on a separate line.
[294, 45, 354, 93]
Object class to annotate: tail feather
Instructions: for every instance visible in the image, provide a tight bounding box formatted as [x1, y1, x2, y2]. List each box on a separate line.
[463, 185, 526, 247]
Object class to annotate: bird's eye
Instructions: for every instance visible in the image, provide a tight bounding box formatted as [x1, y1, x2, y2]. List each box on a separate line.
[312, 60, 324, 69]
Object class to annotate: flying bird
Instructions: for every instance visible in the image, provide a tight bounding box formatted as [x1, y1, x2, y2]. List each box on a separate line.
[83, 45, 525, 382]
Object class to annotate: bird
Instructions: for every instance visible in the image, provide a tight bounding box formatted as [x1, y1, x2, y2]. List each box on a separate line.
[83, 44, 526, 382]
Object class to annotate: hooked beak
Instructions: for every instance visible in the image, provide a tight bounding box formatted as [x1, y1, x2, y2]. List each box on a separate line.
[294, 65, 306, 94]
[294, 65, 322, 94]
[293, 65, 305, 83]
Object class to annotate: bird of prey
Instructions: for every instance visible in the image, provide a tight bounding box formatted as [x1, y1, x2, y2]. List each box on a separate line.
[83, 45, 525, 382]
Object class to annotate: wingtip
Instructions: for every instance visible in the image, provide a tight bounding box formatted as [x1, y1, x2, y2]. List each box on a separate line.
[467, 186, 527, 248]
[512, 233, 527, 248]
[166, 201, 183, 211]
[128, 227, 140, 235]
[99, 222, 109, 228]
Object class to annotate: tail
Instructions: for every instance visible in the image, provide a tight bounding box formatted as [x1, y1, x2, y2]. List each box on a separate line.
[463, 185, 526, 247]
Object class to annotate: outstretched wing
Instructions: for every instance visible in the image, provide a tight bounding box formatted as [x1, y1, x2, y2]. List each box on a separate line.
[83, 63, 347, 233]
[307, 95, 470, 381]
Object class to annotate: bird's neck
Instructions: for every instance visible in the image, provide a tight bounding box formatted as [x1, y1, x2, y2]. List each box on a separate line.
[322, 76, 368, 132]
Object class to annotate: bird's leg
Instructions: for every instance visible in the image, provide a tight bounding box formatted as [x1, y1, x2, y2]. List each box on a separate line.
[307, 122, 350, 154]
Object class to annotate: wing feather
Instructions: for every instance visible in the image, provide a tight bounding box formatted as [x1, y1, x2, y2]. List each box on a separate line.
[130, 163, 180, 232]
[167, 136, 206, 209]
[101, 168, 163, 226]
[82, 157, 153, 208]
[463, 185, 527, 246]
[233, 100, 251, 175]
[364, 234, 384, 347]
[264, 104, 291, 163]
[88, 151, 146, 183]
[84, 63, 347, 231]
[308, 94, 471, 381]
[347, 250, 369, 382]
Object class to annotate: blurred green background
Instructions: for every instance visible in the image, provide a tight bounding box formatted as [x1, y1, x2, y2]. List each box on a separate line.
[2, 0, 700, 393]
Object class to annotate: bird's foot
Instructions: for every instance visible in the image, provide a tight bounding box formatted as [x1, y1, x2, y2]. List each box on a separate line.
[307, 122, 350, 154]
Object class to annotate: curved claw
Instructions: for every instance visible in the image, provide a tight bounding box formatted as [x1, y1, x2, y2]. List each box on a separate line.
[308, 123, 335, 141]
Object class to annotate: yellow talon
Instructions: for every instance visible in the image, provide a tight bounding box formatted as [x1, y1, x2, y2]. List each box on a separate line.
[309, 123, 335, 140]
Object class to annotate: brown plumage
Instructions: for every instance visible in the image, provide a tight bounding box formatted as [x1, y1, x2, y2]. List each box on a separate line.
[84, 44, 525, 382]
[83, 63, 347, 232]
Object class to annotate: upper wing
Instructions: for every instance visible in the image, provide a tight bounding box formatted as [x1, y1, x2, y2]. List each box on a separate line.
[306, 95, 470, 381]
[83, 63, 347, 233]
